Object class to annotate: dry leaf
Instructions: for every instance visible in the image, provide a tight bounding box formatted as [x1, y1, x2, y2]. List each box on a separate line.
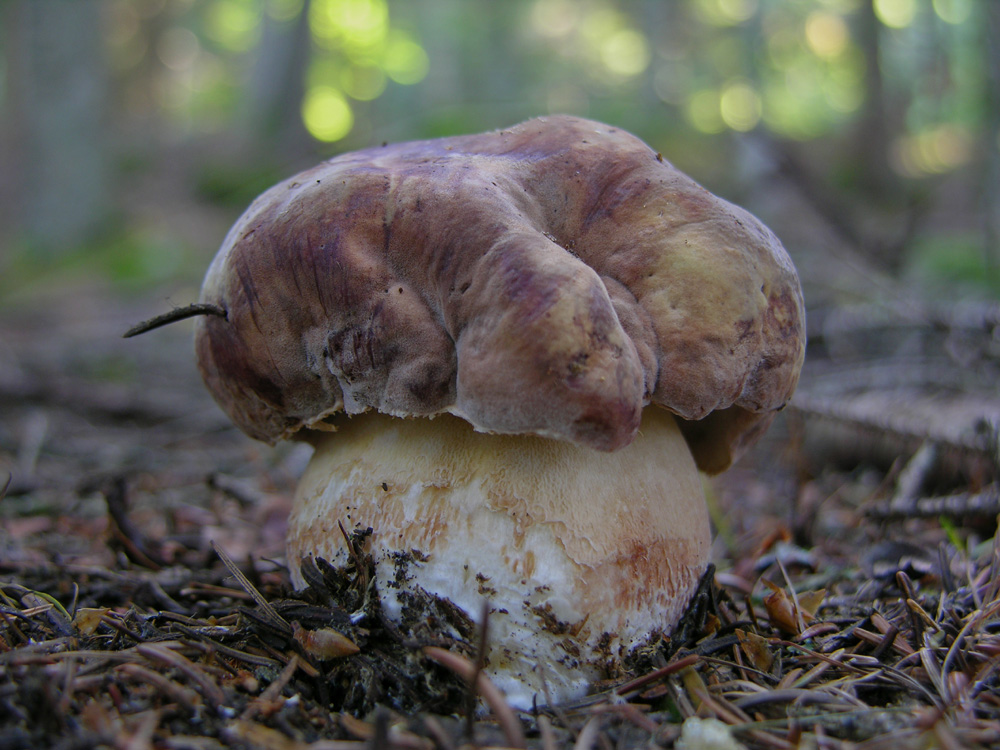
[797, 589, 826, 619]
[680, 665, 710, 707]
[292, 623, 360, 660]
[73, 607, 111, 636]
[762, 581, 798, 634]
[761, 579, 825, 635]
[736, 629, 774, 673]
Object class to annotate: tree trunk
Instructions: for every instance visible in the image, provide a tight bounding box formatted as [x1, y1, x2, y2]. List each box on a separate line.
[241, 0, 313, 156]
[855, 0, 897, 200]
[6, 0, 112, 255]
[983, 2, 1000, 271]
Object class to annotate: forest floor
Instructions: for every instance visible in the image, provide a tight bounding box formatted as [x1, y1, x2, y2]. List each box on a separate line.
[1, 277, 999, 749]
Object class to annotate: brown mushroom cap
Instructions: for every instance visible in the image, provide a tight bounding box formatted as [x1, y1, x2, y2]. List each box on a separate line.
[196, 115, 804, 473]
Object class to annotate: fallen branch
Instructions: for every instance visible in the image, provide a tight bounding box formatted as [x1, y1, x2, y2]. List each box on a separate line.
[866, 485, 1000, 521]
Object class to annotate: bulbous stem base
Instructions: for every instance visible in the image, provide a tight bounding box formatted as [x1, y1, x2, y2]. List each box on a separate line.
[287, 408, 711, 708]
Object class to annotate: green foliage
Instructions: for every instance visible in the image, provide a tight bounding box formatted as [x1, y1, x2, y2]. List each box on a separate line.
[195, 161, 289, 208]
[0, 229, 204, 304]
[903, 233, 1000, 298]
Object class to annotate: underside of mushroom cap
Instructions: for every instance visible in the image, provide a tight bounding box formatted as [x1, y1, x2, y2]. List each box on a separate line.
[196, 115, 805, 471]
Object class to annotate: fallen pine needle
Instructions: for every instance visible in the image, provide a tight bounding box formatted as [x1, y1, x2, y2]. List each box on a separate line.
[423, 647, 526, 749]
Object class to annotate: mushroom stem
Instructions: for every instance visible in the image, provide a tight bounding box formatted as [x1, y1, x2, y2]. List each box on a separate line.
[287, 408, 711, 707]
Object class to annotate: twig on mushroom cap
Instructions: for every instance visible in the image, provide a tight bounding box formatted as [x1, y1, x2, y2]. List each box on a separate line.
[122, 303, 227, 338]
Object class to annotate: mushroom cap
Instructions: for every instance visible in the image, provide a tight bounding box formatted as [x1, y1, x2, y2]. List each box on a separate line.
[196, 115, 805, 473]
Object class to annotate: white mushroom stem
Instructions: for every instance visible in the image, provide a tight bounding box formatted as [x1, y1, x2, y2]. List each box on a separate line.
[286, 408, 711, 708]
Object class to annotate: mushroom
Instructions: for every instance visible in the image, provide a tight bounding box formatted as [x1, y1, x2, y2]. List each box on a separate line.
[194, 115, 805, 707]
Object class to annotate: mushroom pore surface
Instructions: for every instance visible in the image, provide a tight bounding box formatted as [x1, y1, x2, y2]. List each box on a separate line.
[288, 408, 710, 707]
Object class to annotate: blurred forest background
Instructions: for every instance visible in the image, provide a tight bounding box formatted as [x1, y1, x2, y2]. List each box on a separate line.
[6, 5, 1000, 747]
[1, 0, 997, 312]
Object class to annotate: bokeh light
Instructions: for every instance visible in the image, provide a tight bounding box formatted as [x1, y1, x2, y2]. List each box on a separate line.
[157, 27, 201, 72]
[874, 0, 917, 29]
[804, 11, 849, 60]
[720, 80, 761, 131]
[530, 0, 578, 38]
[310, 0, 389, 57]
[686, 88, 725, 134]
[891, 123, 972, 177]
[695, 0, 759, 27]
[599, 29, 650, 78]
[303, 0, 427, 142]
[932, 0, 972, 25]
[302, 86, 354, 142]
[381, 30, 429, 85]
[204, 0, 261, 52]
[266, 0, 304, 23]
[341, 65, 387, 101]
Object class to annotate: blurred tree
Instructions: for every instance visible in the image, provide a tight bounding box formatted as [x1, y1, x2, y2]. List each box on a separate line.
[0, 0, 991, 292]
[985, 1, 1000, 271]
[855, 0, 896, 198]
[241, 0, 313, 153]
[6, 0, 112, 254]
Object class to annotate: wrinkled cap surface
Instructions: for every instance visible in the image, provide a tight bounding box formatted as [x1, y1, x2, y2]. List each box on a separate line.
[196, 115, 805, 472]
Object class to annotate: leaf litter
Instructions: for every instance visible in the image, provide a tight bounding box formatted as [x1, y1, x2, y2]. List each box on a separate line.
[2, 288, 1000, 749]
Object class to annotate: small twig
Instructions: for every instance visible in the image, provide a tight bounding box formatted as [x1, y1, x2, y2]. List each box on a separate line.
[867, 485, 1000, 521]
[169, 622, 283, 668]
[612, 653, 700, 697]
[572, 716, 602, 750]
[420, 716, 456, 750]
[465, 602, 490, 742]
[790, 393, 993, 456]
[212, 542, 291, 638]
[586, 702, 659, 734]
[136, 643, 226, 708]
[537, 715, 560, 750]
[116, 663, 202, 710]
[424, 647, 526, 749]
[99, 613, 145, 644]
[240, 654, 300, 720]
[101, 475, 166, 570]
[891, 441, 937, 508]
[123, 303, 227, 338]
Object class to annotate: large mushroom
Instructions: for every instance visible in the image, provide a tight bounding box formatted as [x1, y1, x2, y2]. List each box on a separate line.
[194, 115, 805, 707]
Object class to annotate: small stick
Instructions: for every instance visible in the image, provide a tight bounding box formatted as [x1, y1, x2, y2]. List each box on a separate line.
[116, 663, 202, 710]
[612, 653, 700, 697]
[137, 643, 226, 708]
[537, 715, 559, 750]
[572, 716, 602, 750]
[424, 646, 526, 749]
[240, 654, 299, 720]
[465, 601, 491, 742]
[212, 542, 291, 637]
[123, 303, 227, 338]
